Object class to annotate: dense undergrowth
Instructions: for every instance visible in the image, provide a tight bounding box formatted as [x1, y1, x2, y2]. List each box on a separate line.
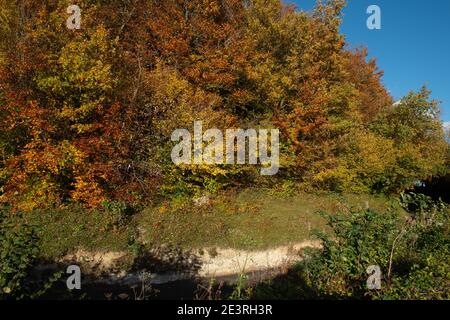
[1, 192, 448, 300]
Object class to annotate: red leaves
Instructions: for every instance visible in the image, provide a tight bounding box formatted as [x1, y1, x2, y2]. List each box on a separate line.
[1, 0, 433, 209]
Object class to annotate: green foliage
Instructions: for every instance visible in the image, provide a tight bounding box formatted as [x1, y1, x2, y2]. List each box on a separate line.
[369, 87, 448, 192]
[297, 193, 449, 299]
[399, 192, 446, 223]
[229, 273, 253, 300]
[302, 209, 400, 298]
[382, 193, 450, 299]
[0, 211, 39, 299]
[0, 209, 60, 299]
[101, 201, 135, 228]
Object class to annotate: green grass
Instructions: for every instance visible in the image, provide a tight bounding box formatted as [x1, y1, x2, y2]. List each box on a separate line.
[136, 189, 401, 250]
[18, 206, 137, 260]
[4, 190, 402, 259]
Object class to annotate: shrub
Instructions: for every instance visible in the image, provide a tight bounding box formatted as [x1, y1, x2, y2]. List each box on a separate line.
[290, 193, 449, 299]
[301, 208, 400, 298]
[0, 209, 60, 299]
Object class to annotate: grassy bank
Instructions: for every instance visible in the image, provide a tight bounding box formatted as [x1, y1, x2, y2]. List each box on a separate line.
[4, 190, 402, 260]
[137, 190, 399, 251]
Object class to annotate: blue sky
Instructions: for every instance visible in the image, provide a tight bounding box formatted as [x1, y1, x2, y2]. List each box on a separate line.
[288, 0, 450, 125]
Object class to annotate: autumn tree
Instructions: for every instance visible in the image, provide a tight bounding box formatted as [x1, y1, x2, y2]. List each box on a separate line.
[343, 48, 393, 122]
[0, 1, 133, 209]
[0, 0, 447, 209]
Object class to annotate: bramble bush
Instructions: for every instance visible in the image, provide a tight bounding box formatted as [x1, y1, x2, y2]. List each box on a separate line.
[299, 193, 449, 299]
[0, 208, 60, 299]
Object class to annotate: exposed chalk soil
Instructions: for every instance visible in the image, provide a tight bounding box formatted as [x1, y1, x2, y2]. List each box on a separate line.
[52, 241, 321, 286]
[198, 241, 321, 278]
